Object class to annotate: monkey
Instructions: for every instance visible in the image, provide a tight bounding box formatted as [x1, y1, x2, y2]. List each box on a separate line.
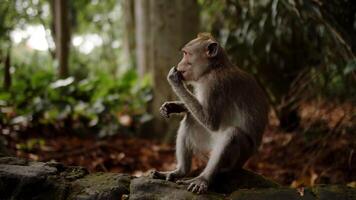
[151, 33, 269, 194]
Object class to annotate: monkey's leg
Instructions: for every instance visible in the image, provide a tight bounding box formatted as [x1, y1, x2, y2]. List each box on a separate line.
[178, 128, 252, 194]
[151, 115, 193, 181]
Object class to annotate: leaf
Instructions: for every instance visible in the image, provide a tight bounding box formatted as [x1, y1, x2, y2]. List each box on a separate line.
[344, 60, 356, 75]
[50, 77, 75, 88]
[11, 115, 29, 125]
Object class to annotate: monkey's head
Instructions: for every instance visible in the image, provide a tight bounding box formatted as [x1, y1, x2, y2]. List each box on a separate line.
[177, 33, 221, 81]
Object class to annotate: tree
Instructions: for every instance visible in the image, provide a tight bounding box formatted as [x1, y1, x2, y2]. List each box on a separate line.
[122, 0, 136, 69]
[53, 0, 71, 78]
[134, 0, 151, 76]
[135, 0, 199, 137]
[3, 49, 11, 90]
[0, 1, 16, 91]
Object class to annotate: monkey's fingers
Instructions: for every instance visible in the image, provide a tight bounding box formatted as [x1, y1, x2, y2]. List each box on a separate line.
[159, 106, 170, 118]
[188, 182, 208, 194]
[168, 66, 177, 76]
[168, 66, 183, 84]
[179, 177, 208, 194]
[192, 184, 200, 194]
[197, 184, 208, 194]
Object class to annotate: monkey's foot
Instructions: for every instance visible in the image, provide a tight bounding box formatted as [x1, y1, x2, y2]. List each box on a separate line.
[150, 170, 185, 181]
[177, 176, 209, 194]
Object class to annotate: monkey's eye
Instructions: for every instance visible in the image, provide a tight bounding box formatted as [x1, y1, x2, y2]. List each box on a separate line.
[182, 50, 192, 57]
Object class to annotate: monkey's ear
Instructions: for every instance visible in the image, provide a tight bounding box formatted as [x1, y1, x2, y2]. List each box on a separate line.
[206, 42, 219, 58]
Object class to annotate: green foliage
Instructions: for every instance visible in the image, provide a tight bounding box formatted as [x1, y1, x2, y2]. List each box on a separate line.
[0, 0, 48, 43]
[16, 138, 45, 152]
[0, 0, 146, 137]
[0, 64, 152, 137]
[71, 0, 119, 33]
[0, 0, 16, 49]
[199, 0, 356, 102]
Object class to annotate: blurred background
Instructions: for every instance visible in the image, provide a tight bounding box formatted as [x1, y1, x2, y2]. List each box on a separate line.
[0, 0, 355, 188]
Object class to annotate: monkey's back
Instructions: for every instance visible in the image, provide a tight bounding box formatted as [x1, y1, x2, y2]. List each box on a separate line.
[209, 66, 269, 147]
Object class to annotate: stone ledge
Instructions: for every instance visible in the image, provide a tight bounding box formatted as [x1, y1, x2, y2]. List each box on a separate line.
[0, 157, 354, 200]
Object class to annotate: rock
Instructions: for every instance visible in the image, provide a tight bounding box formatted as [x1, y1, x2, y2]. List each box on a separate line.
[129, 168, 279, 199]
[211, 168, 280, 193]
[0, 159, 66, 200]
[61, 166, 89, 181]
[0, 157, 355, 200]
[68, 172, 132, 200]
[0, 163, 57, 178]
[0, 157, 132, 200]
[311, 185, 356, 200]
[230, 185, 356, 200]
[0, 156, 28, 165]
[129, 169, 279, 199]
[230, 187, 316, 200]
[130, 177, 224, 200]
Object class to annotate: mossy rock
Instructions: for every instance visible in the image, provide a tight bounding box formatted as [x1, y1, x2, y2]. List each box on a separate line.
[68, 172, 132, 200]
[0, 156, 28, 165]
[129, 168, 279, 199]
[230, 187, 316, 200]
[1, 157, 355, 200]
[211, 168, 280, 193]
[311, 185, 356, 200]
[129, 177, 225, 200]
[229, 185, 356, 200]
[0, 159, 67, 200]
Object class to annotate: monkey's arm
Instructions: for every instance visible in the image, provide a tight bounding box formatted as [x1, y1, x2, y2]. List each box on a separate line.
[167, 67, 220, 131]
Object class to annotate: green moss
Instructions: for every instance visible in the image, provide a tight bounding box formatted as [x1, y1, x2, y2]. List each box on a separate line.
[129, 177, 225, 200]
[230, 187, 316, 200]
[311, 185, 356, 200]
[67, 173, 132, 200]
[0, 157, 28, 165]
[61, 166, 88, 181]
[40, 176, 70, 200]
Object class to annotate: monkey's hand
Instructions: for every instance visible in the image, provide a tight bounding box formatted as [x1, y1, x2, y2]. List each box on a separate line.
[160, 102, 187, 118]
[167, 66, 184, 87]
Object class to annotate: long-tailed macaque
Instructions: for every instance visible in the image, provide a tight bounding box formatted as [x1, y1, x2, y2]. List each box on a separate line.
[151, 33, 268, 194]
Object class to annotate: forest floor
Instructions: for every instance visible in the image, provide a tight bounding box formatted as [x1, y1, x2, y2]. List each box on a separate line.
[3, 101, 356, 187]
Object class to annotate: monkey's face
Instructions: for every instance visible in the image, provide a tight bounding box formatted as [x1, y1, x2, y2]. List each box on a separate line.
[177, 38, 219, 82]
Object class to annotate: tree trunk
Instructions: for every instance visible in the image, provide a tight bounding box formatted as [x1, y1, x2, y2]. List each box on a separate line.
[134, 0, 151, 76]
[122, 0, 136, 70]
[53, 0, 70, 78]
[149, 0, 199, 138]
[0, 136, 10, 156]
[3, 49, 11, 90]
